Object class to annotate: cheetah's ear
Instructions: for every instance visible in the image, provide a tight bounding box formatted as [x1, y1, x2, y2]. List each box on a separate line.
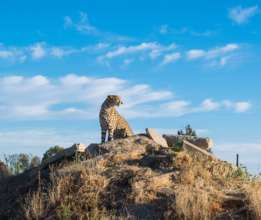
[107, 95, 114, 99]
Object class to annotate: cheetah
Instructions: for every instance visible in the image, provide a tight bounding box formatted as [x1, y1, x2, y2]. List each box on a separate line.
[99, 95, 134, 143]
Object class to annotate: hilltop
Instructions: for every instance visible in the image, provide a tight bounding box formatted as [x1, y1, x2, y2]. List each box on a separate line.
[0, 134, 260, 220]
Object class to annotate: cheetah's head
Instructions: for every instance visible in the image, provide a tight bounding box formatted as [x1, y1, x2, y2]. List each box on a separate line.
[107, 95, 123, 106]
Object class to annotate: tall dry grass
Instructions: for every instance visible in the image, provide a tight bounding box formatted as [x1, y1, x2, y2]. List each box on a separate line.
[21, 148, 260, 220]
[175, 185, 221, 220]
[244, 181, 261, 220]
[22, 162, 122, 220]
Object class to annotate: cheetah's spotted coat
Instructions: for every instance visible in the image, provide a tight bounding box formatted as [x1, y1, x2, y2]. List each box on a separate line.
[99, 95, 134, 143]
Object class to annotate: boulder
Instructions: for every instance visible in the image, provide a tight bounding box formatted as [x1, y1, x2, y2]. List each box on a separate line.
[72, 143, 86, 152]
[42, 143, 87, 168]
[163, 135, 183, 146]
[183, 140, 216, 160]
[192, 137, 213, 151]
[86, 135, 157, 158]
[163, 134, 213, 151]
[146, 128, 168, 148]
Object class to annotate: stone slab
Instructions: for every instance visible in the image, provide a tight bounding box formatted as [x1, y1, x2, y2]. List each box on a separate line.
[146, 128, 168, 148]
[42, 143, 87, 167]
[183, 140, 216, 160]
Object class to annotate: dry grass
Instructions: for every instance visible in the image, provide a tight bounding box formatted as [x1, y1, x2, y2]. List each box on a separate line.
[244, 181, 261, 220]
[175, 185, 221, 220]
[18, 137, 261, 220]
[173, 152, 248, 220]
[23, 163, 117, 220]
[24, 191, 44, 220]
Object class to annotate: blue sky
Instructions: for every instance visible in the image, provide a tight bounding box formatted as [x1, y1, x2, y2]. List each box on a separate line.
[0, 0, 260, 173]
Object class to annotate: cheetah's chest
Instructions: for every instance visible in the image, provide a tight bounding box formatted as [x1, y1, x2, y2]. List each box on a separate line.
[100, 108, 117, 127]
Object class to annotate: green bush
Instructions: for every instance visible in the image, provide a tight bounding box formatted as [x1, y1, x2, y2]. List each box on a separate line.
[42, 145, 64, 163]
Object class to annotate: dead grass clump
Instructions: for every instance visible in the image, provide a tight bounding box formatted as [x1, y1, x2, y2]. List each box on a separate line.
[244, 181, 261, 220]
[175, 153, 212, 187]
[175, 152, 192, 169]
[179, 168, 195, 185]
[24, 191, 44, 220]
[175, 185, 222, 220]
[23, 166, 108, 219]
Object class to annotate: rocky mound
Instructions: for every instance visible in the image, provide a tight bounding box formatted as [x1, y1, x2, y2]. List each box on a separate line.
[0, 135, 260, 220]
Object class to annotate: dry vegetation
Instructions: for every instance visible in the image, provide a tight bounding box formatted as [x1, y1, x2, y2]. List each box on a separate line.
[1, 135, 261, 220]
[244, 181, 261, 219]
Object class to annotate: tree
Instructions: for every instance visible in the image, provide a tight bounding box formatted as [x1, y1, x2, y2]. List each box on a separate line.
[177, 125, 197, 137]
[0, 161, 10, 179]
[3, 153, 41, 175]
[4, 154, 20, 174]
[4, 154, 30, 174]
[30, 156, 41, 168]
[42, 145, 64, 163]
[18, 154, 30, 172]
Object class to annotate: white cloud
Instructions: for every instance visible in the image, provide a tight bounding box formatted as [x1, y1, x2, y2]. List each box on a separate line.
[0, 74, 251, 120]
[98, 42, 178, 64]
[0, 42, 108, 63]
[200, 99, 220, 111]
[64, 12, 132, 42]
[187, 44, 239, 60]
[64, 12, 98, 35]
[0, 74, 172, 119]
[229, 5, 259, 24]
[207, 44, 239, 58]
[0, 50, 14, 59]
[223, 100, 251, 112]
[234, 102, 251, 112]
[50, 47, 73, 58]
[0, 45, 26, 63]
[76, 12, 99, 34]
[161, 52, 181, 65]
[186, 43, 240, 67]
[187, 49, 206, 60]
[0, 41, 242, 69]
[30, 43, 46, 59]
[158, 25, 217, 37]
[100, 42, 160, 60]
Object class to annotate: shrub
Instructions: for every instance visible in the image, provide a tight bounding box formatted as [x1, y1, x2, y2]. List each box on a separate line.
[42, 145, 64, 163]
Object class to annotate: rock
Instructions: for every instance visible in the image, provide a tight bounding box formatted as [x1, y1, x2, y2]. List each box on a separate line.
[146, 128, 168, 148]
[42, 143, 87, 168]
[192, 138, 213, 151]
[163, 134, 213, 151]
[86, 143, 108, 157]
[71, 143, 86, 152]
[86, 135, 157, 159]
[182, 140, 216, 160]
[163, 135, 183, 148]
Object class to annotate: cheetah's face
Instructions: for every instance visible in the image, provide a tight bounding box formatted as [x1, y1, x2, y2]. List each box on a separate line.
[107, 95, 123, 106]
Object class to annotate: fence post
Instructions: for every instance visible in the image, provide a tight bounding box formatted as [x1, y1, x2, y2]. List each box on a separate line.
[236, 154, 239, 167]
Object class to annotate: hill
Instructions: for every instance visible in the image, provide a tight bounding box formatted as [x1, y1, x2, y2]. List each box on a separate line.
[0, 134, 260, 220]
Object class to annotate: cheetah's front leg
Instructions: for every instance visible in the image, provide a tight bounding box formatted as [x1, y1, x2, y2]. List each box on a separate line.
[101, 128, 107, 143]
[108, 127, 114, 142]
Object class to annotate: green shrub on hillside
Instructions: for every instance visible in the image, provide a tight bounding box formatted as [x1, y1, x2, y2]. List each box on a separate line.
[42, 145, 64, 163]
